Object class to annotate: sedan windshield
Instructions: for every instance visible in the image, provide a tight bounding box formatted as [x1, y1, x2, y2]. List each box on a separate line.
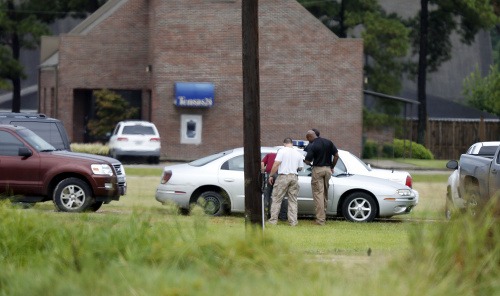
[17, 128, 56, 152]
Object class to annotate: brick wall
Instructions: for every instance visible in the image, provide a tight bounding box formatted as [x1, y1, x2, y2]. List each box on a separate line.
[40, 0, 363, 160]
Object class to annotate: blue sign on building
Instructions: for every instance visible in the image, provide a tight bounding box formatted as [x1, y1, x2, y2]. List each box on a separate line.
[174, 82, 215, 108]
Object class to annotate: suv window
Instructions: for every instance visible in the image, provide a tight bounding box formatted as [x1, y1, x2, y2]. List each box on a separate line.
[0, 131, 24, 156]
[12, 121, 65, 150]
[122, 125, 156, 135]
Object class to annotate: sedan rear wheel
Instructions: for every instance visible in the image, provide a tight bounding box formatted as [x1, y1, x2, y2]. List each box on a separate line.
[197, 191, 225, 216]
[342, 192, 377, 222]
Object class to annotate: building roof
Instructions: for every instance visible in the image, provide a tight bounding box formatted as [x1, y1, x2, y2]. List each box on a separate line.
[364, 89, 499, 122]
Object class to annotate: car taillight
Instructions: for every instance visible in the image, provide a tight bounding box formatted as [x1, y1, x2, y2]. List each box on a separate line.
[117, 137, 128, 141]
[150, 137, 161, 142]
[406, 175, 412, 188]
[161, 170, 172, 184]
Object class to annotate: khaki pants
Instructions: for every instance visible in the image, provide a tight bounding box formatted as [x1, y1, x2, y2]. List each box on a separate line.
[268, 174, 299, 226]
[311, 166, 332, 224]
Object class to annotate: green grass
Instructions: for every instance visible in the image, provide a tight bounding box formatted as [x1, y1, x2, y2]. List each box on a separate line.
[392, 158, 449, 169]
[412, 173, 449, 183]
[124, 166, 163, 177]
[1, 171, 498, 295]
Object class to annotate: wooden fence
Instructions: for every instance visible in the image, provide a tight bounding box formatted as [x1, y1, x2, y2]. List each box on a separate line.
[410, 119, 500, 160]
[364, 119, 500, 160]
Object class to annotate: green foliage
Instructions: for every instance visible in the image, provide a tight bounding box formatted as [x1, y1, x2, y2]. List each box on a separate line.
[406, 0, 499, 77]
[393, 138, 434, 159]
[463, 65, 500, 116]
[492, 27, 500, 65]
[0, 0, 106, 110]
[298, 0, 410, 95]
[363, 108, 403, 129]
[362, 139, 378, 159]
[86, 89, 139, 140]
[394, 198, 500, 295]
[363, 138, 434, 159]
[1, 186, 498, 294]
[70, 143, 109, 155]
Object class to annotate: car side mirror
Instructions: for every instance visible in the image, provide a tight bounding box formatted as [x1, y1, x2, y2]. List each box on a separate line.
[446, 160, 458, 170]
[18, 147, 32, 157]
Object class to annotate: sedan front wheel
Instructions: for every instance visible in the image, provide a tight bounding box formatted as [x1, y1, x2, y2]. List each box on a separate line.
[342, 192, 377, 222]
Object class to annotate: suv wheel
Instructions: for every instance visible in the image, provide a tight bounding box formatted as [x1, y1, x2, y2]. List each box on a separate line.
[53, 178, 93, 212]
[88, 201, 103, 212]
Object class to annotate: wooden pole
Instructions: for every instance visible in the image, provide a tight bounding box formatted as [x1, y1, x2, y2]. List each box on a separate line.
[242, 0, 262, 227]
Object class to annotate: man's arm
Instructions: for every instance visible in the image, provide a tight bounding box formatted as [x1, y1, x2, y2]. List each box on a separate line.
[268, 161, 281, 185]
[331, 152, 339, 173]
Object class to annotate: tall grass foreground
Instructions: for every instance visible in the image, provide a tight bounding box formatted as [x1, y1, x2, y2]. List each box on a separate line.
[0, 200, 498, 295]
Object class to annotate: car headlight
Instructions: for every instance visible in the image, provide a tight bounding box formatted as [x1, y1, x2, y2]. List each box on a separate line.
[91, 164, 113, 176]
[397, 189, 412, 196]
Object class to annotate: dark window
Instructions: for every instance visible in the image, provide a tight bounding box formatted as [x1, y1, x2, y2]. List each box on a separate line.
[221, 153, 269, 171]
[122, 125, 155, 135]
[11, 121, 65, 150]
[0, 131, 24, 156]
[477, 146, 500, 156]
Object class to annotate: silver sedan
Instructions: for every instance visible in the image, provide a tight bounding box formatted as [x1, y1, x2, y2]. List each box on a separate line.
[155, 147, 418, 222]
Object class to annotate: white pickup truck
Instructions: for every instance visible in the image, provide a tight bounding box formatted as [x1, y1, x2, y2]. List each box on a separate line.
[446, 142, 500, 218]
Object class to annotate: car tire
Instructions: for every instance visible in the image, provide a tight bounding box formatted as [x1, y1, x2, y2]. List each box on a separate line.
[148, 156, 160, 164]
[445, 187, 454, 220]
[342, 192, 377, 222]
[53, 178, 93, 212]
[87, 201, 103, 212]
[464, 185, 480, 216]
[197, 191, 226, 216]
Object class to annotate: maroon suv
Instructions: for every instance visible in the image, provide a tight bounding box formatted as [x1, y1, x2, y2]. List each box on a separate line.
[0, 125, 126, 212]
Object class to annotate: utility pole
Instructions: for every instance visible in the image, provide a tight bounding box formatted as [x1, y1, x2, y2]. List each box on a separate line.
[242, 0, 262, 227]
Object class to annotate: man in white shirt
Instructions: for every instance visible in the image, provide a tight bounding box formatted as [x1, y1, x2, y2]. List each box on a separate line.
[267, 137, 304, 226]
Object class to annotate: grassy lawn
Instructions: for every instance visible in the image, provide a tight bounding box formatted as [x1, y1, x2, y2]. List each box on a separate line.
[1, 167, 497, 295]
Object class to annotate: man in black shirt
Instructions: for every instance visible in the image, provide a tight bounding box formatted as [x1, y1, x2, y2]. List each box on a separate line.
[304, 130, 339, 225]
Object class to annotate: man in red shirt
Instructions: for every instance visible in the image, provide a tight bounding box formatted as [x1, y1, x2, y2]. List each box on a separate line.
[261, 152, 287, 220]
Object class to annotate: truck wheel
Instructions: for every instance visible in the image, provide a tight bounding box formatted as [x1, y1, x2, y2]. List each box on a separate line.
[53, 178, 93, 212]
[465, 186, 480, 216]
[342, 192, 377, 222]
[445, 187, 454, 220]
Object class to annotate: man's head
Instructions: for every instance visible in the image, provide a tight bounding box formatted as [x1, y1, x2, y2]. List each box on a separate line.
[283, 137, 293, 147]
[312, 128, 320, 137]
[306, 130, 317, 142]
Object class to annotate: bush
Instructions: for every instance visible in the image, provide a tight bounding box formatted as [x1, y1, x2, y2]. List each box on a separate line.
[393, 139, 433, 159]
[391, 197, 500, 295]
[362, 138, 434, 159]
[362, 140, 379, 159]
[71, 143, 109, 156]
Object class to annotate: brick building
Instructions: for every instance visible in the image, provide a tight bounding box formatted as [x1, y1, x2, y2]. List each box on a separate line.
[39, 0, 363, 161]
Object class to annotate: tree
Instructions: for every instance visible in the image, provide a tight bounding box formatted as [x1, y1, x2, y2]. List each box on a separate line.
[463, 65, 500, 116]
[405, 0, 498, 144]
[298, 0, 410, 95]
[87, 89, 139, 141]
[0, 0, 106, 112]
